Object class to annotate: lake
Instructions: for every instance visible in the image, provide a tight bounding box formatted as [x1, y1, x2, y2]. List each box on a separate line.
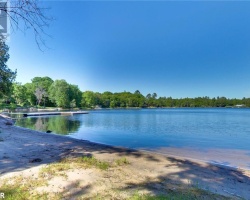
[15, 108, 250, 169]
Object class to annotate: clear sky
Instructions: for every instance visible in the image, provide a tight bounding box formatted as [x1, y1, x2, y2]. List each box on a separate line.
[7, 1, 250, 98]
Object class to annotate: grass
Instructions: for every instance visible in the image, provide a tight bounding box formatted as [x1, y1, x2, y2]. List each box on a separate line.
[0, 176, 49, 200]
[39, 156, 110, 180]
[129, 188, 233, 200]
[61, 155, 110, 170]
[115, 157, 130, 166]
[39, 162, 70, 179]
[77, 156, 110, 170]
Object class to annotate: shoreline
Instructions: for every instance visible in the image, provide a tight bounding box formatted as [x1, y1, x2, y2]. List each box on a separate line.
[1, 115, 250, 198]
[69, 136, 250, 172]
[9, 109, 250, 171]
[2, 110, 250, 172]
[15, 123, 250, 172]
[1, 111, 250, 169]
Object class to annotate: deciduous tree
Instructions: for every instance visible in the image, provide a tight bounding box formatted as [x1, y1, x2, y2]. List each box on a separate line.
[0, 39, 16, 98]
[49, 79, 70, 108]
[12, 82, 27, 105]
[34, 86, 47, 106]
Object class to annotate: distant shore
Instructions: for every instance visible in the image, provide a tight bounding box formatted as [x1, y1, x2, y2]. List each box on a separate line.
[1, 106, 250, 115]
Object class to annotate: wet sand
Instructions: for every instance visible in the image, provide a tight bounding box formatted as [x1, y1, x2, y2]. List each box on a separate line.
[142, 147, 250, 170]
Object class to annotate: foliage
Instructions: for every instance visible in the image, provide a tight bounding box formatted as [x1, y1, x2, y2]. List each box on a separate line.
[115, 157, 130, 166]
[81, 91, 250, 109]
[34, 86, 47, 106]
[82, 91, 100, 108]
[39, 163, 70, 179]
[32, 77, 54, 91]
[49, 79, 70, 107]
[23, 77, 54, 106]
[32, 76, 54, 106]
[12, 83, 27, 106]
[24, 82, 36, 105]
[68, 84, 82, 108]
[79, 156, 110, 170]
[48, 80, 82, 108]
[129, 189, 230, 200]
[0, 38, 16, 98]
[1, 176, 49, 200]
[2, 75, 250, 109]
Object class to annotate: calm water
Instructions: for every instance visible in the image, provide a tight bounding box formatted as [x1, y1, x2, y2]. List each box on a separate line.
[15, 108, 250, 169]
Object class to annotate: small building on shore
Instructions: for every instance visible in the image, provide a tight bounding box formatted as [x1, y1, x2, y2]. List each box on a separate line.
[235, 104, 246, 108]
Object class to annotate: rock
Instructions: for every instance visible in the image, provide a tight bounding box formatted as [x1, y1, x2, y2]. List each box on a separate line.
[29, 158, 42, 163]
[46, 130, 52, 133]
[5, 121, 13, 125]
[3, 156, 9, 159]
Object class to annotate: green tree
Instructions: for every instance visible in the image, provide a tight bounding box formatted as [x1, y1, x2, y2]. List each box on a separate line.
[0, 39, 16, 98]
[100, 91, 113, 108]
[24, 83, 36, 106]
[81, 91, 100, 108]
[134, 90, 141, 95]
[216, 96, 227, 107]
[12, 83, 27, 106]
[134, 92, 146, 107]
[32, 77, 54, 106]
[152, 93, 157, 99]
[70, 99, 76, 109]
[146, 93, 151, 99]
[69, 84, 82, 107]
[146, 93, 155, 107]
[23, 77, 54, 106]
[34, 86, 47, 106]
[32, 77, 53, 91]
[49, 79, 70, 108]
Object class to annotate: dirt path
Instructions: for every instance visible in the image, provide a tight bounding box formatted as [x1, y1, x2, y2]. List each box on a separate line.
[0, 115, 250, 199]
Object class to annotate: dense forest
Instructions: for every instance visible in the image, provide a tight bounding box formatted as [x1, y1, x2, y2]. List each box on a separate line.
[1, 76, 250, 109]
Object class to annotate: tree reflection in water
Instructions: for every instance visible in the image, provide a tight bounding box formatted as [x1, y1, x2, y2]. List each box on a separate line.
[15, 116, 81, 135]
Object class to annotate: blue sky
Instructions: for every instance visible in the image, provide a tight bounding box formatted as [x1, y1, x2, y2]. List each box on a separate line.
[7, 1, 250, 98]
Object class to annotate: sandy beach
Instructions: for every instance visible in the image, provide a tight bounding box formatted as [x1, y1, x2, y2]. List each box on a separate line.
[0, 115, 250, 199]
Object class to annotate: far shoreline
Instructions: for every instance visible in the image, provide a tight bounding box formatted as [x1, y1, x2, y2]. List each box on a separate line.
[2, 106, 250, 115]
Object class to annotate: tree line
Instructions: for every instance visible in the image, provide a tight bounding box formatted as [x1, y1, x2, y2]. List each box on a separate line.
[3, 77, 82, 109]
[1, 76, 250, 109]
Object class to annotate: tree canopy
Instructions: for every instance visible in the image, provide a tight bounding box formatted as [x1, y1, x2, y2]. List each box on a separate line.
[0, 39, 16, 98]
[1, 76, 250, 109]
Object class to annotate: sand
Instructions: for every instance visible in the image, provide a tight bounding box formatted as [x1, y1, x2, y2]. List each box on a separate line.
[0, 115, 250, 199]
